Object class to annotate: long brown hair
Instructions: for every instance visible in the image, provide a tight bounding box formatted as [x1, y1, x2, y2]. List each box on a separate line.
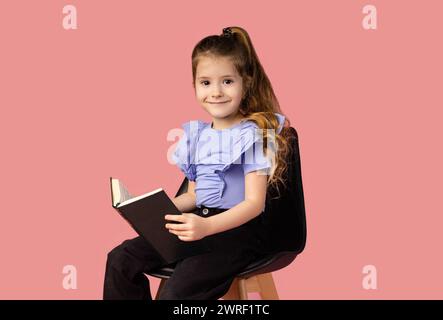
[191, 26, 293, 197]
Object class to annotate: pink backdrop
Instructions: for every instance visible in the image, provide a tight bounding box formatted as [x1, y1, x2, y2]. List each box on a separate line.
[0, 0, 442, 299]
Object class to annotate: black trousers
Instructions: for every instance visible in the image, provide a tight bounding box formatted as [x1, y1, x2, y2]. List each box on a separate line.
[103, 206, 270, 300]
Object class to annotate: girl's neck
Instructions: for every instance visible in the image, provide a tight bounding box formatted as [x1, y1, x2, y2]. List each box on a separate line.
[211, 112, 245, 130]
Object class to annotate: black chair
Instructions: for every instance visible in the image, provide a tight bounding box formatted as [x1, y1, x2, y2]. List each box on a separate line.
[146, 127, 307, 299]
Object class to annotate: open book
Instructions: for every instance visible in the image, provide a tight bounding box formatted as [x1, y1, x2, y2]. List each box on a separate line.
[109, 177, 211, 264]
[111, 178, 163, 208]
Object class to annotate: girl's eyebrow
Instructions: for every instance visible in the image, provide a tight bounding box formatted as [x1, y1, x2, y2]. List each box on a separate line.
[197, 75, 236, 79]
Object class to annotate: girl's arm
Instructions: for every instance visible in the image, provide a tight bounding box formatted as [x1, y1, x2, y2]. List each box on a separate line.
[172, 181, 197, 213]
[165, 173, 266, 241]
[205, 170, 267, 236]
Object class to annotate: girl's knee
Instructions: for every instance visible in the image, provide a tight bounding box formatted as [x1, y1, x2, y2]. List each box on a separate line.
[106, 238, 137, 261]
[106, 241, 131, 267]
[106, 250, 122, 271]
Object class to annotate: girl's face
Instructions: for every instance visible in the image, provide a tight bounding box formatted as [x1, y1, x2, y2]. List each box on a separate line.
[194, 56, 244, 121]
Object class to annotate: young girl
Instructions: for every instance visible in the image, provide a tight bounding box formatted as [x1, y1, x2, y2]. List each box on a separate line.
[103, 26, 293, 300]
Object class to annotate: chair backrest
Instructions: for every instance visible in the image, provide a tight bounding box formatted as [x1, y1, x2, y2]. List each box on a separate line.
[174, 177, 189, 198]
[261, 127, 307, 255]
[173, 126, 307, 255]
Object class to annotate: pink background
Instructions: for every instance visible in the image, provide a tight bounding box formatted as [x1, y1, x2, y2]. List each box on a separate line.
[0, 1, 442, 299]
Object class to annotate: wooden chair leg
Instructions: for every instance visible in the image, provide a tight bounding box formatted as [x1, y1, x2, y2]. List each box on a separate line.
[222, 277, 249, 300]
[222, 278, 241, 300]
[257, 273, 279, 300]
[155, 278, 167, 300]
[238, 278, 248, 300]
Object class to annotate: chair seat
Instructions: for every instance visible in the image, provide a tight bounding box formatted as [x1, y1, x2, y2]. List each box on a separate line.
[145, 251, 298, 279]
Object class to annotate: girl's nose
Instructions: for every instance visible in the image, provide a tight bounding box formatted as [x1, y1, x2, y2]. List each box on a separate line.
[211, 85, 223, 97]
[212, 92, 223, 98]
[212, 91, 223, 98]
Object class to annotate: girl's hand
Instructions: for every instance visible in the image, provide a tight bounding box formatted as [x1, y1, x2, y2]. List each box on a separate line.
[164, 213, 209, 242]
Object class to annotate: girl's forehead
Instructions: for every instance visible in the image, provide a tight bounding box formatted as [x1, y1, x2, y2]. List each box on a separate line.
[196, 56, 238, 76]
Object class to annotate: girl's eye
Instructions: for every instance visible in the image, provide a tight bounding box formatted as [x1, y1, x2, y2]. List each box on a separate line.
[200, 79, 234, 86]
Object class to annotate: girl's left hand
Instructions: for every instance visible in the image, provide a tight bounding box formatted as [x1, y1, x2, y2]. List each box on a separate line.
[164, 213, 209, 241]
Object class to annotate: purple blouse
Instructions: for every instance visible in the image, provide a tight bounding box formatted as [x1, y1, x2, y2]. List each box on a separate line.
[172, 113, 285, 209]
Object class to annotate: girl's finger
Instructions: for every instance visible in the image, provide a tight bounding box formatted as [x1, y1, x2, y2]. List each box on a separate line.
[169, 229, 191, 237]
[166, 223, 189, 231]
[164, 214, 185, 223]
[178, 235, 191, 242]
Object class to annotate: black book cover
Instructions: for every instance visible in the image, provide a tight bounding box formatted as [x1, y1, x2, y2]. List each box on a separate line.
[111, 184, 211, 264]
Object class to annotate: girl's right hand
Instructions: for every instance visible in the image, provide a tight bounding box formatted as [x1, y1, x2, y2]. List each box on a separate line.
[164, 213, 209, 241]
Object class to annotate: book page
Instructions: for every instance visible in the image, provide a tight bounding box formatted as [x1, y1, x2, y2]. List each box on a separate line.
[120, 188, 164, 207]
[118, 180, 133, 203]
[111, 178, 133, 207]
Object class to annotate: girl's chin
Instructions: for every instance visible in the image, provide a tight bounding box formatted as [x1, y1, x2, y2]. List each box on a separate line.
[203, 106, 240, 118]
[209, 113, 235, 119]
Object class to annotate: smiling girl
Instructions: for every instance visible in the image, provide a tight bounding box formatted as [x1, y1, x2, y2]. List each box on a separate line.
[103, 26, 293, 300]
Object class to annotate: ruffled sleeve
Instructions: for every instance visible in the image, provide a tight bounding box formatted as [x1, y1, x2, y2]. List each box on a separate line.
[214, 112, 286, 197]
[242, 112, 286, 175]
[171, 120, 205, 181]
[274, 112, 285, 135]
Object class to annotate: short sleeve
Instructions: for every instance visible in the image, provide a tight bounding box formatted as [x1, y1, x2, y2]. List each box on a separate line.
[171, 120, 205, 181]
[242, 112, 285, 175]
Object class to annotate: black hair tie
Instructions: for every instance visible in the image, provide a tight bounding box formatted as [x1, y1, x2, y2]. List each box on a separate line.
[222, 27, 233, 37]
